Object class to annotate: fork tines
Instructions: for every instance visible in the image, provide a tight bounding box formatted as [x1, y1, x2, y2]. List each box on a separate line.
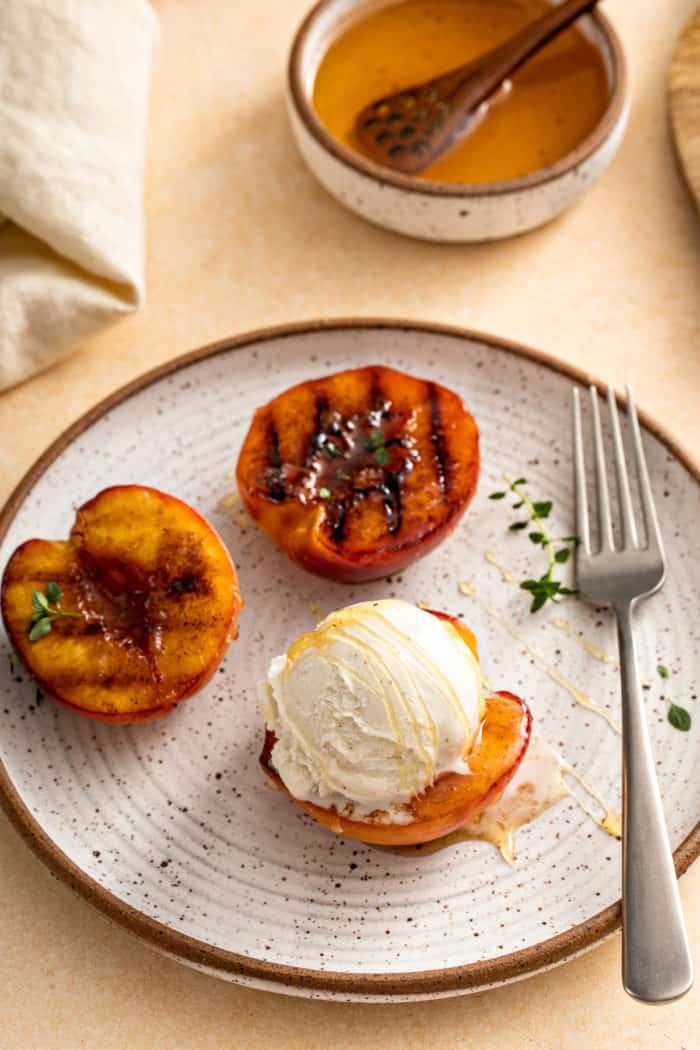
[572, 385, 664, 557]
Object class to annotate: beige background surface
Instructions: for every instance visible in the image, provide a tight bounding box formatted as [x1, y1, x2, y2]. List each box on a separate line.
[1, 0, 700, 1046]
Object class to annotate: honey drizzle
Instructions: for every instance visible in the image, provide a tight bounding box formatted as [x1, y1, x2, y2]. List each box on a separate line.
[550, 616, 617, 667]
[383, 549, 624, 862]
[483, 549, 519, 584]
[383, 744, 620, 862]
[458, 581, 622, 734]
[287, 604, 480, 799]
[481, 552, 618, 668]
[564, 767, 622, 839]
[217, 489, 239, 511]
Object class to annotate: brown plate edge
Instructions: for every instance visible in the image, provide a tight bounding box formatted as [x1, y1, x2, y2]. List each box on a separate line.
[287, 1, 628, 199]
[0, 317, 698, 999]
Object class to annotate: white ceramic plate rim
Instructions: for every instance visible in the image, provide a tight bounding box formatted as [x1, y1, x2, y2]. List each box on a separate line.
[1, 319, 698, 1000]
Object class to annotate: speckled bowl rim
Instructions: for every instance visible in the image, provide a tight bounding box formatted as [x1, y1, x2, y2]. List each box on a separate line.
[288, 0, 629, 198]
[1, 319, 698, 999]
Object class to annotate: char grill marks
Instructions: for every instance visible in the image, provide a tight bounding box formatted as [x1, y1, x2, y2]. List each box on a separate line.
[259, 377, 453, 540]
[236, 364, 479, 580]
[8, 531, 219, 686]
[328, 495, 350, 542]
[428, 383, 448, 498]
[376, 469, 404, 535]
[2, 484, 240, 720]
[369, 370, 390, 419]
[309, 376, 415, 540]
[305, 394, 331, 466]
[264, 422, 286, 503]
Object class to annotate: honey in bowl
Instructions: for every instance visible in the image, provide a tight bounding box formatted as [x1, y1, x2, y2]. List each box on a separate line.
[313, 0, 610, 184]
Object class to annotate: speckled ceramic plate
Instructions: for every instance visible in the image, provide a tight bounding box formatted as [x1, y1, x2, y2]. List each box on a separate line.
[1, 321, 699, 1002]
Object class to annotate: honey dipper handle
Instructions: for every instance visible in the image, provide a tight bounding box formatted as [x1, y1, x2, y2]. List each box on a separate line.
[453, 0, 600, 108]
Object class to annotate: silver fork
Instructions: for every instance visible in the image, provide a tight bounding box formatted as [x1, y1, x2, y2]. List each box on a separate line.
[572, 384, 693, 1003]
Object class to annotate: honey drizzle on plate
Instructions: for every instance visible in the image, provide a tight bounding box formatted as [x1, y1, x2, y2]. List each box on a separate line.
[458, 580, 622, 734]
[411, 554, 624, 860]
[382, 738, 620, 862]
[483, 549, 519, 584]
[550, 616, 617, 667]
[217, 489, 240, 511]
[482, 550, 618, 668]
[564, 767, 622, 840]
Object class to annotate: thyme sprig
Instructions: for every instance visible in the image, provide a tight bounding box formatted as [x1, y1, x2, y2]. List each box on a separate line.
[28, 583, 83, 642]
[489, 475, 579, 612]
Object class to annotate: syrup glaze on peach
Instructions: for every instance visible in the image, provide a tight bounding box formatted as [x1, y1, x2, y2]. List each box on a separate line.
[289, 395, 420, 539]
[236, 365, 480, 582]
[1, 485, 242, 723]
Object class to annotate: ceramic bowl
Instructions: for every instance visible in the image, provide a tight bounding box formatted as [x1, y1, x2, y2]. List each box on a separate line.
[287, 0, 629, 242]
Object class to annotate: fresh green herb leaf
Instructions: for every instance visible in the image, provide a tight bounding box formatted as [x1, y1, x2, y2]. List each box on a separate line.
[657, 663, 669, 679]
[529, 532, 544, 545]
[338, 471, 351, 482]
[560, 535, 581, 544]
[46, 582, 62, 603]
[27, 582, 84, 642]
[513, 477, 527, 486]
[29, 618, 52, 642]
[668, 704, 691, 731]
[512, 500, 524, 509]
[530, 593, 547, 613]
[509, 521, 527, 531]
[375, 446, 388, 466]
[489, 492, 506, 500]
[554, 548, 570, 564]
[319, 487, 331, 500]
[364, 428, 385, 452]
[532, 500, 552, 518]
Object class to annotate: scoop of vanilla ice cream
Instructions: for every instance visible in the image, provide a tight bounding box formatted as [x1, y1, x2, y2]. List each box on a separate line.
[259, 599, 484, 821]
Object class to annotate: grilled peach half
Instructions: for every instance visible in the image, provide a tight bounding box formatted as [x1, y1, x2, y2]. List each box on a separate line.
[236, 365, 479, 582]
[1, 485, 242, 723]
[260, 611, 531, 846]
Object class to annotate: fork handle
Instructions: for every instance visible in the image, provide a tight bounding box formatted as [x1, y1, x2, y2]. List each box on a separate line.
[616, 602, 693, 1002]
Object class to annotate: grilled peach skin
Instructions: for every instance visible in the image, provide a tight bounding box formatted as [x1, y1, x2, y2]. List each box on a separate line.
[236, 365, 479, 582]
[260, 611, 532, 846]
[1, 485, 242, 723]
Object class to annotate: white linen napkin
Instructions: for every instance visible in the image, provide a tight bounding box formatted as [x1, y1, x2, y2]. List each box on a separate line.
[0, 0, 157, 391]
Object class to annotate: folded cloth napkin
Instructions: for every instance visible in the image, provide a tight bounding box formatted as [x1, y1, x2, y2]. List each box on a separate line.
[0, 0, 157, 391]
